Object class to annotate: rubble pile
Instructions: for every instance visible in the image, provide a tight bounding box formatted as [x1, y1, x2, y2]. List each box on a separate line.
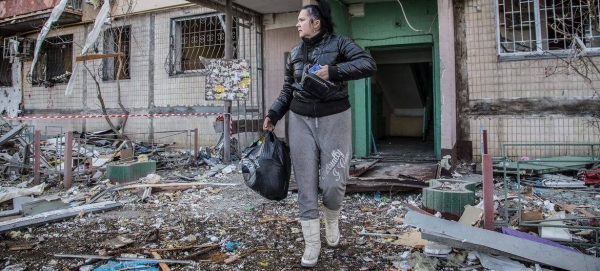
[1, 130, 599, 270]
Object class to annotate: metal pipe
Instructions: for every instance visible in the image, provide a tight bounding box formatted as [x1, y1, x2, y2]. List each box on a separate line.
[223, 0, 233, 163]
[64, 131, 73, 189]
[34, 130, 41, 185]
[483, 153, 494, 230]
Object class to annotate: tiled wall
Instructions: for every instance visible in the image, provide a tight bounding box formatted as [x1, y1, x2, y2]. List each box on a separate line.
[19, 5, 262, 148]
[465, 0, 600, 160]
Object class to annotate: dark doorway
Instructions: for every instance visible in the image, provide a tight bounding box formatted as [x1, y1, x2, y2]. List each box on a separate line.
[369, 46, 435, 161]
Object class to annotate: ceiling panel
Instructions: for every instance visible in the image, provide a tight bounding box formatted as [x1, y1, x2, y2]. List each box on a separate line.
[199, 0, 396, 15]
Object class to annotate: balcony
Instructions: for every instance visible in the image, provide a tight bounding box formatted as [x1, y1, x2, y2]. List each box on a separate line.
[0, 0, 83, 36]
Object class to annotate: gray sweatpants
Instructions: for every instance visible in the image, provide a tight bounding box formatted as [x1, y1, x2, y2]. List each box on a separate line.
[288, 109, 352, 220]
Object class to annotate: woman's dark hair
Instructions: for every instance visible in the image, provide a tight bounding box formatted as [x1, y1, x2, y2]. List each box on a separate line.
[302, 0, 335, 33]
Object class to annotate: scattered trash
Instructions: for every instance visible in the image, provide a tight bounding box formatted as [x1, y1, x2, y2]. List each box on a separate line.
[225, 241, 242, 251]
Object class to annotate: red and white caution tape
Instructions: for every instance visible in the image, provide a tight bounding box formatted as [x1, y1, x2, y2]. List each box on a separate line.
[4, 112, 235, 138]
[3, 112, 225, 120]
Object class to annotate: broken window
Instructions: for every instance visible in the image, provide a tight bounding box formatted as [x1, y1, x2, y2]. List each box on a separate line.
[0, 50, 12, 87]
[102, 26, 131, 81]
[31, 35, 73, 87]
[497, 0, 600, 57]
[168, 13, 238, 75]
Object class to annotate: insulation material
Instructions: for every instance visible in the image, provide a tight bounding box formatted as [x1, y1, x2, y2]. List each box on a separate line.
[65, 0, 111, 96]
[0, 61, 22, 117]
[0, 183, 48, 204]
[30, 0, 69, 77]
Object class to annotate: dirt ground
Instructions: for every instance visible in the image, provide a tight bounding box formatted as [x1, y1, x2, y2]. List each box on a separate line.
[0, 168, 429, 271]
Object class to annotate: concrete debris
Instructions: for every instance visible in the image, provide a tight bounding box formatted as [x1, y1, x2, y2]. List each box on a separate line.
[405, 211, 600, 271]
[1, 148, 599, 270]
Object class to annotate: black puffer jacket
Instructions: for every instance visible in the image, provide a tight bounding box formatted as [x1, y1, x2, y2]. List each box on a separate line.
[266, 31, 377, 123]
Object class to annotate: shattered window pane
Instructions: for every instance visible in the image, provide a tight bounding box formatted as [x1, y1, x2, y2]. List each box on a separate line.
[31, 35, 73, 87]
[497, 0, 600, 54]
[102, 26, 131, 81]
[168, 14, 238, 75]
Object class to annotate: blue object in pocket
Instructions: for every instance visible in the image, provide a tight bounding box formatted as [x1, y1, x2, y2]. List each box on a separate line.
[308, 64, 320, 73]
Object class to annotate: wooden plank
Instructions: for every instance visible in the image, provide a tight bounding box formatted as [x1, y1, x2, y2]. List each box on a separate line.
[152, 251, 171, 271]
[289, 177, 427, 193]
[151, 244, 218, 252]
[361, 162, 438, 181]
[404, 211, 600, 271]
[0, 202, 122, 234]
[75, 52, 124, 62]
[116, 182, 238, 190]
[9, 244, 36, 251]
[54, 254, 194, 264]
[349, 160, 379, 177]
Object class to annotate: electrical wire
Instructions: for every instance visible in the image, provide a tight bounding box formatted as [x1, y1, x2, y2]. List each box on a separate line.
[396, 0, 423, 33]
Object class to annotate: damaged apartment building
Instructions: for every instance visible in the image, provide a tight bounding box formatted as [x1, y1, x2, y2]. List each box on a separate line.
[1, 0, 600, 164]
[0, 0, 264, 156]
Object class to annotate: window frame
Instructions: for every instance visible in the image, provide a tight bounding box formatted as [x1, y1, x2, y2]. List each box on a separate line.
[495, 0, 600, 61]
[31, 34, 74, 86]
[102, 25, 132, 81]
[168, 13, 238, 76]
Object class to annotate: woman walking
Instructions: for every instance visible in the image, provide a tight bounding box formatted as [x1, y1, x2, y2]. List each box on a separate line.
[263, 0, 376, 267]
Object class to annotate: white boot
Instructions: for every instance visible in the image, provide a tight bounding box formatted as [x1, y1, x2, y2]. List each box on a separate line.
[300, 219, 321, 267]
[323, 207, 340, 247]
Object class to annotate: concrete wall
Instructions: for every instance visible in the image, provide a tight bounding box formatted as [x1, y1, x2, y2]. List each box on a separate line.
[0, 0, 63, 19]
[0, 61, 22, 117]
[461, 0, 600, 161]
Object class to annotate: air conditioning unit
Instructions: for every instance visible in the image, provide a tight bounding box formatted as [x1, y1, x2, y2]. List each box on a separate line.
[2, 37, 35, 60]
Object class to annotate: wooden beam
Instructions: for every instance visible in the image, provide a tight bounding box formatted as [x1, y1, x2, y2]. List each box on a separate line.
[54, 254, 194, 264]
[404, 211, 600, 271]
[151, 251, 171, 271]
[116, 182, 239, 190]
[349, 159, 379, 177]
[75, 52, 125, 62]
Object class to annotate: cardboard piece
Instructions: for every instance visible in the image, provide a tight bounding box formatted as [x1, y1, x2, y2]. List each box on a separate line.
[391, 232, 428, 248]
[458, 205, 482, 225]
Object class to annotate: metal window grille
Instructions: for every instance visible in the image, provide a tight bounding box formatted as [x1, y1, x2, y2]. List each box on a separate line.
[31, 35, 73, 87]
[168, 13, 238, 75]
[102, 26, 131, 81]
[66, 0, 83, 11]
[0, 48, 12, 87]
[497, 0, 600, 55]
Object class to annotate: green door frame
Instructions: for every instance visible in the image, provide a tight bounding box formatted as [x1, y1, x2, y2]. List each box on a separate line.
[351, 43, 441, 159]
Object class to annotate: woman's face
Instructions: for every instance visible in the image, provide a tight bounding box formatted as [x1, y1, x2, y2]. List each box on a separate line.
[297, 9, 320, 38]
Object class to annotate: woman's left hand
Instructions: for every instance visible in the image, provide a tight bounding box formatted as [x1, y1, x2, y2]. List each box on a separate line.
[314, 65, 329, 81]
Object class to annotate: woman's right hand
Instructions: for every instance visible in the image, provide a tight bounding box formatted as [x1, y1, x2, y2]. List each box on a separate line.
[263, 117, 275, 132]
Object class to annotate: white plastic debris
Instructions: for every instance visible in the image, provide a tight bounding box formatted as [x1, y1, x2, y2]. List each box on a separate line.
[474, 251, 530, 271]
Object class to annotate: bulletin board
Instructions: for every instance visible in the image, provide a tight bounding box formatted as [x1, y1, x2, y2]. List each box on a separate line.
[205, 59, 250, 101]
